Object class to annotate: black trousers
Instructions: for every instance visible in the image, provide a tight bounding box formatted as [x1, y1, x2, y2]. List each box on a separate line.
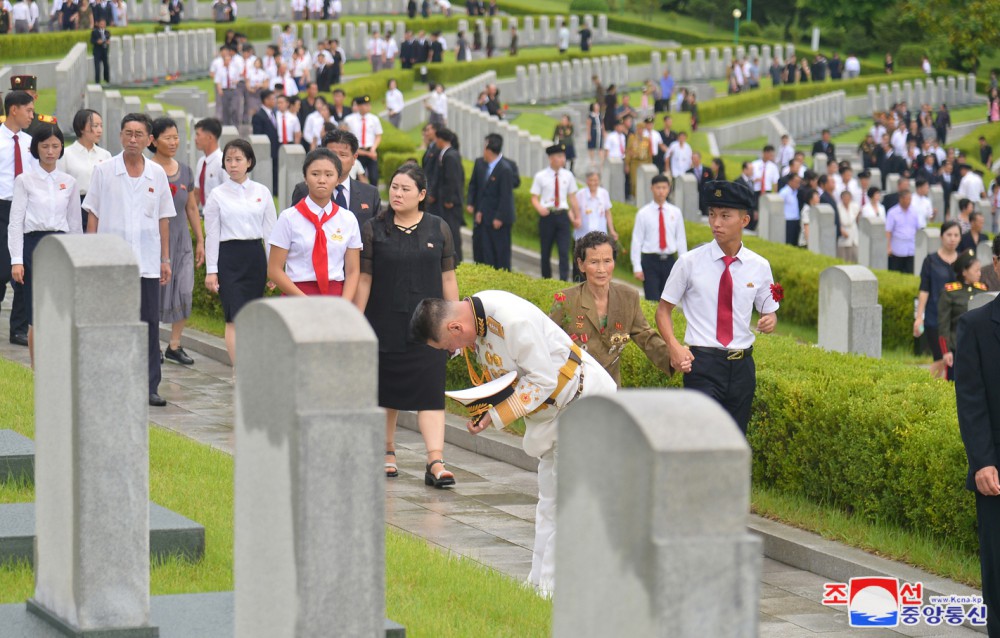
[94, 48, 109, 83]
[539, 212, 571, 281]
[977, 491, 1000, 637]
[439, 205, 464, 264]
[140, 277, 162, 396]
[0, 199, 28, 338]
[640, 252, 676, 302]
[481, 223, 511, 271]
[785, 219, 801, 246]
[471, 221, 483, 264]
[888, 255, 914, 274]
[358, 153, 379, 187]
[684, 347, 756, 434]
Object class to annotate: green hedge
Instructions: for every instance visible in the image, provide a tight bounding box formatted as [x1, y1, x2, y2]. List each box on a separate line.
[698, 88, 782, 124]
[0, 25, 155, 59]
[777, 71, 941, 102]
[338, 68, 415, 103]
[952, 121, 1000, 174]
[178, 16, 463, 43]
[448, 263, 975, 552]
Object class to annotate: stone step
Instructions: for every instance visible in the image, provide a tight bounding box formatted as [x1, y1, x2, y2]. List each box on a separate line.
[0, 430, 32, 484]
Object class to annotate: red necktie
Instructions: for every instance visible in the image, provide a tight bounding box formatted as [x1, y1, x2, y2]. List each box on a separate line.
[282, 116, 287, 144]
[294, 198, 338, 294]
[13, 134, 22, 178]
[198, 161, 207, 206]
[554, 171, 560, 208]
[716, 256, 737, 347]
[224, 66, 229, 89]
[658, 205, 667, 251]
[361, 117, 366, 147]
[861, 192, 866, 207]
[759, 163, 765, 194]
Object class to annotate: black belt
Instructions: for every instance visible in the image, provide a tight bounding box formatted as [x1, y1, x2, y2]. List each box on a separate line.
[642, 252, 676, 261]
[690, 346, 753, 361]
[548, 208, 568, 215]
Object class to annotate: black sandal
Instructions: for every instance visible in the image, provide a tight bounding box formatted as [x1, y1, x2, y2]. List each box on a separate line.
[424, 459, 455, 488]
[384, 451, 398, 478]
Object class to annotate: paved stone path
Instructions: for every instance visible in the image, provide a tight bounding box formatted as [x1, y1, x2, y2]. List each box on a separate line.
[0, 297, 981, 635]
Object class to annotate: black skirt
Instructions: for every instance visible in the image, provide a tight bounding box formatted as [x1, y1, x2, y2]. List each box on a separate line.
[218, 239, 266, 323]
[23, 230, 62, 326]
[378, 344, 447, 411]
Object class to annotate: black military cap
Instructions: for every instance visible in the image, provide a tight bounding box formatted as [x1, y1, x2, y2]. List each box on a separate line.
[546, 143, 566, 155]
[858, 170, 871, 179]
[10, 75, 37, 91]
[353, 95, 371, 106]
[643, 116, 655, 123]
[703, 179, 755, 212]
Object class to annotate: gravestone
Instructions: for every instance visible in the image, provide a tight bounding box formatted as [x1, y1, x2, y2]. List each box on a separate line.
[677, 174, 701, 222]
[971, 292, 999, 311]
[858, 216, 888, 271]
[758, 193, 784, 245]
[597, 13, 607, 38]
[233, 298, 393, 637]
[29, 235, 155, 635]
[807, 203, 837, 257]
[278, 144, 306, 212]
[607, 158, 625, 203]
[867, 168, 882, 192]
[108, 36, 123, 85]
[635, 164, 659, 209]
[680, 50, 691, 81]
[929, 185, 944, 220]
[818, 265, 883, 358]
[103, 91, 125, 154]
[539, 15, 550, 44]
[978, 241, 994, 269]
[914, 227, 941, 276]
[0, 430, 33, 483]
[145, 102, 165, 121]
[694, 48, 705, 79]
[812, 152, 827, 174]
[884, 173, 900, 194]
[553, 391, 759, 637]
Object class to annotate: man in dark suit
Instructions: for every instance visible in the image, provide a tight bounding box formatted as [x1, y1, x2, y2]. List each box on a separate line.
[467, 133, 519, 270]
[428, 127, 466, 262]
[399, 30, 416, 69]
[91, 19, 110, 84]
[817, 174, 842, 240]
[881, 177, 910, 212]
[687, 151, 713, 216]
[251, 89, 280, 191]
[421, 121, 439, 201]
[429, 31, 444, 63]
[290, 129, 381, 228]
[956, 244, 1000, 634]
[811, 129, 836, 163]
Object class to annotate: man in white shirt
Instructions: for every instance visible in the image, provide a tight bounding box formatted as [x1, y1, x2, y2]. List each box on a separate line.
[631, 174, 687, 302]
[214, 48, 241, 126]
[557, 22, 570, 53]
[383, 31, 398, 69]
[343, 95, 383, 186]
[656, 180, 779, 434]
[275, 94, 301, 146]
[0, 91, 39, 347]
[667, 131, 692, 177]
[602, 118, 627, 163]
[82, 113, 175, 407]
[530, 143, 580, 281]
[368, 29, 385, 73]
[911, 177, 935, 225]
[11, 0, 30, 32]
[890, 123, 909, 158]
[958, 164, 987, 202]
[777, 134, 795, 168]
[193, 117, 224, 210]
[843, 54, 861, 79]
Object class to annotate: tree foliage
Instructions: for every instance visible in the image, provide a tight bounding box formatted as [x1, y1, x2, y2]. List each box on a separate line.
[904, 0, 1000, 71]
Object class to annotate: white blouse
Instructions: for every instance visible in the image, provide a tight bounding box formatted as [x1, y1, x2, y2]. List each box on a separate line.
[57, 141, 112, 196]
[269, 197, 361, 283]
[302, 111, 333, 149]
[385, 88, 405, 115]
[9, 167, 83, 265]
[204, 178, 277, 275]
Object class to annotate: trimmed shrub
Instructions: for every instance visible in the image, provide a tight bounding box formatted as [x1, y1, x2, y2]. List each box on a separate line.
[697, 87, 781, 124]
[338, 68, 415, 103]
[952, 121, 1000, 174]
[568, 0, 609, 10]
[447, 263, 976, 552]
[777, 70, 936, 102]
[0, 26, 152, 59]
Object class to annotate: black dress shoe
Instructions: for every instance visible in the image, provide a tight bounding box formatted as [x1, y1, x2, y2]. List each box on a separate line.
[149, 394, 167, 407]
[9, 333, 28, 347]
[164, 346, 194, 365]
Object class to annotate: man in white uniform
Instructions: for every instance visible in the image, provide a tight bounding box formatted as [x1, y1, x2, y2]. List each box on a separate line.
[411, 291, 617, 596]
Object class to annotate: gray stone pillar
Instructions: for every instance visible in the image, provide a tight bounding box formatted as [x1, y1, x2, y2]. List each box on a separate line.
[819, 265, 882, 358]
[858, 216, 887, 271]
[914, 227, 941, 276]
[678, 173, 700, 222]
[979, 241, 995, 269]
[103, 90, 124, 154]
[524, 16, 534, 45]
[539, 15, 550, 44]
[762, 193, 786, 244]
[694, 48, 705, 79]
[680, 49, 691, 81]
[812, 152, 827, 174]
[635, 164, 659, 209]
[553, 391, 759, 638]
[145, 102, 165, 121]
[597, 13, 607, 38]
[234, 298, 384, 638]
[808, 203, 837, 257]
[29, 235, 154, 635]
[607, 157, 625, 203]
[278, 144, 306, 211]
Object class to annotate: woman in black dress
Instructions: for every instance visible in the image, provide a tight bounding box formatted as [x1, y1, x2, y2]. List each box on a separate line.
[354, 164, 460, 487]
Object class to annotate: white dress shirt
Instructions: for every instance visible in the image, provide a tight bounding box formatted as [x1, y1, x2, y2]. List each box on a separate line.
[385, 38, 398, 62]
[603, 131, 626, 160]
[959, 172, 986, 201]
[641, 129, 663, 157]
[204, 178, 276, 274]
[8, 166, 83, 265]
[861, 201, 886, 220]
[269, 196, 362, 282]
[0, 125, 37, 200]
[661, 240, 779, 350]
[82, 153, 176, 279]
[426, 91, 448, 119]
[11, 1, 29, 20]
[302, 111, 332, 148]
[751, 159, 780, 192]
[911, 192, 934, 225]
[214, 61, 241, 90]
[890, 128, 909, 157]
[368, 37, 386, 58]
[343, 112, 383, 148]
[573, 187, 612, 239]
[630, 200, 687, 272]
[385, 88, 405, 115]
[668, 141, 692, 176]
[276, 110, 301, 144]
[529, 167, 578, 210]
[194, 148, 224, 205]
[777, 143, 795, 168]
[57, 141, 112, 196]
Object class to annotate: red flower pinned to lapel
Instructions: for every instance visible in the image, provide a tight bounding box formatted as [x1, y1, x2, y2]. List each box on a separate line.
[553, 292, 566, 303]
[770, 283, 784, 302]
[169, 184, 178, 196]
[361, 203, 370, 210]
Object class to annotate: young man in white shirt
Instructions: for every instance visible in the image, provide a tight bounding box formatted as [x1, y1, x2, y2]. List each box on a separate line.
[214, 48, 241, 126]
[82, 113, 175, 407]
[667, 131, 692, 177]
[343, 95, 382, 186]
[368, 29, 385, 73]
[631, 174, 686, 301]
[958, 164, 987, 202]
[602, 118, 627, 164]
[530, 143, 580, 282]
[193, 117, 224, 211]
[656, 180, 779, 434]
[777, 134, 795, 169]
[275, 94, 301, 146]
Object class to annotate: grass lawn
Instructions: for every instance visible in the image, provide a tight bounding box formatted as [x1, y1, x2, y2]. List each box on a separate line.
[509, 112, 558, 139]
[0, 357, 553, 636]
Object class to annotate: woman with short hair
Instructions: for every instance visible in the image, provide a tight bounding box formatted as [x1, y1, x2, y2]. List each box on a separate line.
[58, 108, 112, 230]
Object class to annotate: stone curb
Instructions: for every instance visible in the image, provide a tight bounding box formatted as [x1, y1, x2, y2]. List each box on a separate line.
[158, 325, 230, 366]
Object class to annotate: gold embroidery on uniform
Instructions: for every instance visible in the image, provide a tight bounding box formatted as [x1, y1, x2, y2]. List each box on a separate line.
[487, 317, 505, 338]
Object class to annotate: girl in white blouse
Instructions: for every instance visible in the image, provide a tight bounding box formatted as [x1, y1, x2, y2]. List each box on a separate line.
[302, 97, 332, 151]
[9, 124, 83, 365]
[385, 78, 405, 129]
[57, 108, 111, 230]
[203, 139, 277, 365]
[861, 186, 887, 220]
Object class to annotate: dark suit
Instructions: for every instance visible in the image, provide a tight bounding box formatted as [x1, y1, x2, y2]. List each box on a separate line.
[467, 156, 519, 270]
[956, 296, 1000, 635]
[251, 107, 280, 189]
[430, 146, 465, 262]
[290, 178, 382, 228]
[819, 190, 842, 240]
[430, 40, 444, 63]
[91, 26, 110, 83]
[811, 140, 836, 162]
[399, 39, 416, 69]
[687, 164, 712, 216]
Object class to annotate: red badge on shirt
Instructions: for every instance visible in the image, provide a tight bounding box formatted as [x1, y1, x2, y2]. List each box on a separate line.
[256, 198, 262, 203]
[148, 187, 155, 193]
[361, 203, 369, 209]
[59, 183, 67, 190]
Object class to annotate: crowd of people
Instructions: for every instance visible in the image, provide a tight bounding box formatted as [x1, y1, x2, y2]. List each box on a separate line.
[0, 0, 127, 32]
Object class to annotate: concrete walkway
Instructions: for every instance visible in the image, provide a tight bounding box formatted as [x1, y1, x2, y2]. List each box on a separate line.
[0, 295, 984, 635]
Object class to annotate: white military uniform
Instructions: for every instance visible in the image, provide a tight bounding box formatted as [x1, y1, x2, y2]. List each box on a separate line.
[467, 290, 616, 594]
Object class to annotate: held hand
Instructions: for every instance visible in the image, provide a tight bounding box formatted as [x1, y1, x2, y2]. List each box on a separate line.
[492, 219, 503, 229]
[913, 320, 924, 338]
[160, 263, 172, 285]
[757, 313, 777, 333]
[266, 280, 277, 291]
[537, 207, 550, 217]
[610, 230, 619, 241]
[467, 411, 493, 435]
[976, 466, 1000, 496]
[572, 216, 582, 229]
[669, 344, 694, 374]
[195, 242, 205, 268]
[634, 270, 645, 282]
[11, 265, 24, 285]
[944, 351, 954, 367]
[205, 274, 220, 294]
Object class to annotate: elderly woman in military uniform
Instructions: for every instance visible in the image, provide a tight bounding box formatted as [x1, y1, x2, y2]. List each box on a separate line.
[548, 231, 673, 387]
[939, 248, 991, 381]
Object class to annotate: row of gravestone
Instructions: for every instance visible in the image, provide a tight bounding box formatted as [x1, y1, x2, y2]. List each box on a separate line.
[0, 233, 761, 637]
[779, 91, 846, 141]
[511, 54, 628, 105]
[652, 42, 797, 85]
[867, 74, 981, 115]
